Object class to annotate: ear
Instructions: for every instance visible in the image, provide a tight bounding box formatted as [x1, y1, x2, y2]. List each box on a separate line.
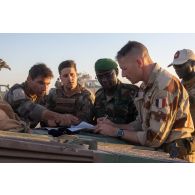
[136, 58, 144, 68]
[115, 68, 119, 76]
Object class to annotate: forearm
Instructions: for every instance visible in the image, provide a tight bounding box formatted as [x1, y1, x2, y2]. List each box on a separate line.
[16, 101, 47, 122]
[114, 121, 141, 131]
[114, 123, 132, 130]
[121, 130, 140, 145]
[41, 109, 59, 121]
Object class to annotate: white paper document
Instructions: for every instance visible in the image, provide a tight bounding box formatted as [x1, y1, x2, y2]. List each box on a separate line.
[67, 121, 95, 132]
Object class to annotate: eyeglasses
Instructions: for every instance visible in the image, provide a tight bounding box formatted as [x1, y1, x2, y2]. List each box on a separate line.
[96, 70, 115, 80]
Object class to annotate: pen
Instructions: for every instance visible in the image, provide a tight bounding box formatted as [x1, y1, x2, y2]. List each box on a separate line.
[103, 115, 108, 121]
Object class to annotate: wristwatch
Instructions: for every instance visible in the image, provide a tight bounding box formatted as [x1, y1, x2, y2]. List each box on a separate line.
[116, 128, 124, 138]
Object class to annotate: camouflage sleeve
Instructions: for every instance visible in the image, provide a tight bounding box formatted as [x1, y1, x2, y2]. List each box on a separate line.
[93, 89, 105, 123]
[126, 84, 139, 122]
[130, 119, 142, 131]
[127, 98, 138, 122]
[76, 91, 95, 123]
[136, 81, 193, 147]
[4, 87, 47, 122]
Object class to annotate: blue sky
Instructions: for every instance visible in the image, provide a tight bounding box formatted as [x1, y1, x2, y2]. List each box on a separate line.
[1, 33, 195, 87]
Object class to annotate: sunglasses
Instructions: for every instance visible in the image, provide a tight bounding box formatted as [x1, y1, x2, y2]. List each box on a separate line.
[96, 70, 115, 80]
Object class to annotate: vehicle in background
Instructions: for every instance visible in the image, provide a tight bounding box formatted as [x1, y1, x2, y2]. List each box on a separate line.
[78, 73, 101, 94]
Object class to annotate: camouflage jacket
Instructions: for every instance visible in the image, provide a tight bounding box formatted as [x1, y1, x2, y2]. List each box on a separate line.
[4, 82, 47, 128]
[131, 63, 194, 148]
[182, 77, 195, 126]
[94, 80, 138, 124]
[46, 84, 94, 123]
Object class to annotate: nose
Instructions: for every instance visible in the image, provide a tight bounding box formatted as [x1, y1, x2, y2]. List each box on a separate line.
[101, 77, 108, 82]
[42, 84, 47, 92]
[67, 74, 72, 82]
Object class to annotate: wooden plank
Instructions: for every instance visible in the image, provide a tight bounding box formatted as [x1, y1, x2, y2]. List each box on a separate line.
[0, 148, 94, 162]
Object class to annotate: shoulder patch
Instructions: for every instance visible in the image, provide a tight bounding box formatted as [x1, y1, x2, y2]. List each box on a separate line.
[12, 88, 26, 101]
[155, 98, 167, 108]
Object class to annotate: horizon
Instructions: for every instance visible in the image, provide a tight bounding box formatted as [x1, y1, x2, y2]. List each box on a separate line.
[1, 33, 195, 89]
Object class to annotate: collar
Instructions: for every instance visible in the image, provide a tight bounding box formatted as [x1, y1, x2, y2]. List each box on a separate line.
[63, 83, 83, 97]
[140, 63, 161, 91]
[23, 82, 38, 101]
[182, 76, 195, 87]
[102, 79, 122, 101]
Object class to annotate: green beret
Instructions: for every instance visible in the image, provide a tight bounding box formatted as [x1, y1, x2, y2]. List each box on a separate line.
[95, 58, 118, 72]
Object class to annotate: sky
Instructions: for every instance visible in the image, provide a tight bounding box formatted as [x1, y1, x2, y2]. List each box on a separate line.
[1, 33, 195, 88]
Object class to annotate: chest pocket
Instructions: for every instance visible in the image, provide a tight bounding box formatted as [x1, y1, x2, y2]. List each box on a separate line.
[54, 97, 76, 114]
[135, 91, 152, 127]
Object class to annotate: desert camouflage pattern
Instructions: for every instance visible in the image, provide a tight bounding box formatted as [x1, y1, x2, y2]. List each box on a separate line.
[94, 80, 138, 124]
[131, 64, 194, 151]
[182, 77, 195, 126]
[46, 84, 94, 123]
[0, 100, 29, 132]
[4, 82, 47, 128]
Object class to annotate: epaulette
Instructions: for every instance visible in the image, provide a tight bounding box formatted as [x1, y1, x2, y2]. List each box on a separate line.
[120, 83, 139, 98]
[122, 83, 139, 91]
[11, 83, 24, 91]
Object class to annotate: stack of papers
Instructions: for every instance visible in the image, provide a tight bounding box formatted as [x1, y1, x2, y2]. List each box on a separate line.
[67, 121, 94, 132]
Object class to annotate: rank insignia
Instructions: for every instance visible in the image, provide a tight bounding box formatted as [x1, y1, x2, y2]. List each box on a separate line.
[174, 51, 180, 59]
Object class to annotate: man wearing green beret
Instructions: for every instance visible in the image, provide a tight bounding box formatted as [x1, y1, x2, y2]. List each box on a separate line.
[93, 58, 138, 125]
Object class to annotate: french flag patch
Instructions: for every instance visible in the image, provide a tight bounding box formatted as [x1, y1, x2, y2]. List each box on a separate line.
[155, 98, 167, 108]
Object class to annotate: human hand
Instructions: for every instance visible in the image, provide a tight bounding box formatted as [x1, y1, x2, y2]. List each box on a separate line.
[97, 117, 116, 127]
[94, 123, 117, 137]
[55, 113, 79, 126]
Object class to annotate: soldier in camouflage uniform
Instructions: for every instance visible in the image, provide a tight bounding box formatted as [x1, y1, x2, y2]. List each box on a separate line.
[168, 49, 195, 126]
[46, 60, 94, 123]
[4, 63, 79, 128]
[94, 58, 138, 124]
[95, 41, 195, 162]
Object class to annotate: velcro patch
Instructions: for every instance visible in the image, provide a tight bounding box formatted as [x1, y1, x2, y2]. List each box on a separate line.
[12, 88, 26, 101]
[174, 51, 180, 59]
[155, 98, 167, 108]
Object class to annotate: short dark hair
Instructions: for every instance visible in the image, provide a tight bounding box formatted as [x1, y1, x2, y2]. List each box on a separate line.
[58, 60, 77, 74]
[29, 63, 53, 80]
[116, 41, 148, 60]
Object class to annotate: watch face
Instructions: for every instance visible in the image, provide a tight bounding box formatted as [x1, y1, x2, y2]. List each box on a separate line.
[116, 129, 124, 138]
